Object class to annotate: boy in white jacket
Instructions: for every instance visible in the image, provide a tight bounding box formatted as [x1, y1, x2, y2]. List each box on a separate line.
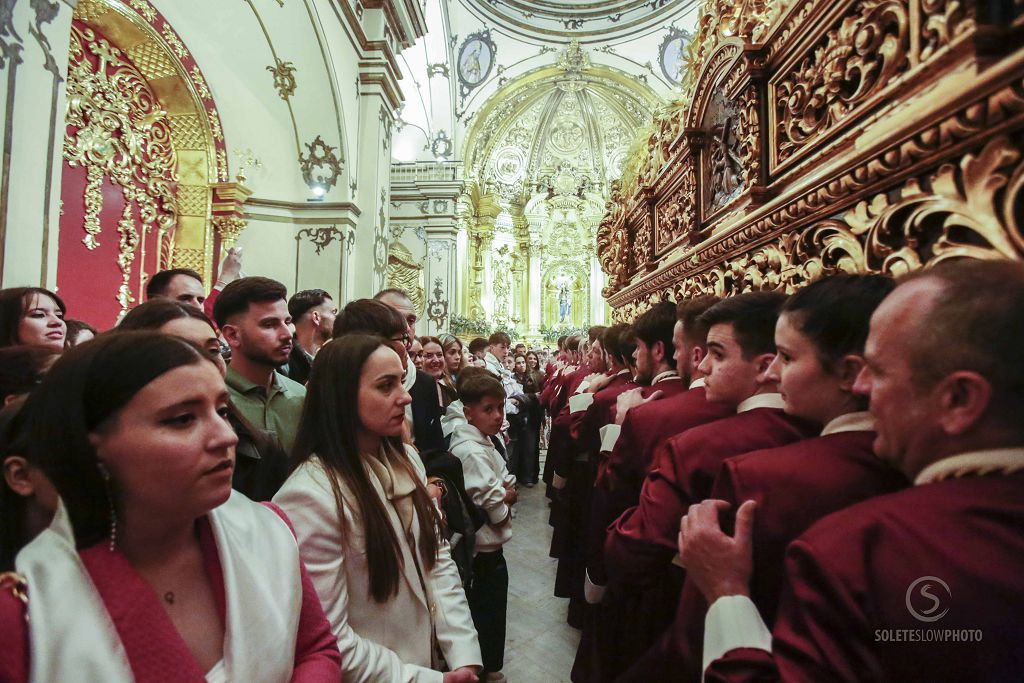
[449, 373, 516, 682]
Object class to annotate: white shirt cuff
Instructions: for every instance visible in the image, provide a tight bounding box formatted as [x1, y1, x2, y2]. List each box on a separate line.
[569, 392, 596, 414]
[584, 570, 606, 604]
[703, 595, 772, 674]
[599, 424, 621, 452]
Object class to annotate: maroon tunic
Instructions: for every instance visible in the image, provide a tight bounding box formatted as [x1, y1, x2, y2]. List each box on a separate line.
[0, 505, 340, 683]
[552, 374, 637, 624]
[705, 472, 1024, 683]
[619, 429, 908, 683]
[605, 407, 820, 587]
[592, 408, 818, 680]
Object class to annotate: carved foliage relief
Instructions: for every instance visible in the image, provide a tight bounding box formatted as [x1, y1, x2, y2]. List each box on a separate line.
[596, 0, 1024, 317]
[64, 22, 178, 311]
[772, 0, 910, 167]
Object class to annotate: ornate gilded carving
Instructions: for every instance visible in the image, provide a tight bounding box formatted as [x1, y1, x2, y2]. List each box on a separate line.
[213, 215, 247, 246]
[736, 84, 761, 191]
[704, 89, 744, 214]
[299, 135, 342, 191]
[919, 0, 975, 62]
[190, 65, 212, 101]
[64, 23, 177, 308]
[773, 0, 910, 165]
[172, 247, 205, 274]
[296, 226, 342, 255]
[386, 241, 426, 314]
[267, 58, 297, 100]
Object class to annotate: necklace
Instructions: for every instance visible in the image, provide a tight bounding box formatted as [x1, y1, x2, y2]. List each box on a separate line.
[163, 591, 176, 605]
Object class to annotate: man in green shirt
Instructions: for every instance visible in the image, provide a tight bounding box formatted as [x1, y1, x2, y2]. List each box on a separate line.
[214, 276, 306, 455]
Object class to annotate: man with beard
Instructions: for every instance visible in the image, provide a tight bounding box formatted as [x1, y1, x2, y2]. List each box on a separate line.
[214, 276, 305, 455]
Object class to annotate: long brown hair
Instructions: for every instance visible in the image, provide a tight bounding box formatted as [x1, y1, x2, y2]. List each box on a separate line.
[292, 334, 440, 602]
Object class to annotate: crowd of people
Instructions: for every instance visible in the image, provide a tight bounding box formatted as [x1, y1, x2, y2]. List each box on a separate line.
[0, 251, 1022, 683]
[0, 250, 558, 683]
[539, 260, 1024, 682]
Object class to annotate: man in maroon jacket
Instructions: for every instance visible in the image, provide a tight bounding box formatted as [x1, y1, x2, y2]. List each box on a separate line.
[683, 259, 1024, 683]
[636, 274, 907, 683]
[575, 297, 731, 681]
[601, 292, 819, 679]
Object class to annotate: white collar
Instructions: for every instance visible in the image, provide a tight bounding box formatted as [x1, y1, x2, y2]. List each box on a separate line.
[689, 377, 705, 389]
[821, 411, 874, 436]
[736, 393, 785, 413]
[651, 370, 679, 385]
[914, 448, 1024, 486]
[614, 368, 631, 378]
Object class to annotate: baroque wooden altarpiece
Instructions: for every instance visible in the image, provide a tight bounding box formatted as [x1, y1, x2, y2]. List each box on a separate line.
[597, 0, 1024, 319]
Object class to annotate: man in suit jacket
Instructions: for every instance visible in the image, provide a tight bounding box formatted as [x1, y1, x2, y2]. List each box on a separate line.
[684, 260, 1024, 683]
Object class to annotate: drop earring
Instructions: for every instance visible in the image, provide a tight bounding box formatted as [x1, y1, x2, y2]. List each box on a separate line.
[97, 462, 117, 552]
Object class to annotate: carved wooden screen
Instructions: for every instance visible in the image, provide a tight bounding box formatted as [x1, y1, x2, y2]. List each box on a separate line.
[597, 0, 1024, 320]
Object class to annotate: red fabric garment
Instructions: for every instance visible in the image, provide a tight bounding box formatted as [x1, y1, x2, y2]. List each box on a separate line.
[0, 505, 340, 683]
[569, 374, 635, 450]
[604, 407, 820, 588]
[0, 576, 27, 683]
[618, 430, 908, 683]
[588, 386, 732, 588]
[204, 286, 219, 324]
[704, 473, 1024, 683]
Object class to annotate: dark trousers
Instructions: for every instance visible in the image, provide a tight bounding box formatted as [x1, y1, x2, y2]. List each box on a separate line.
[467, 548, 509, 673]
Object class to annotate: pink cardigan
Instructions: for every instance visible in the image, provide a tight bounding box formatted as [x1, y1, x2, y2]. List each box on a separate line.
[0, 503, 340, 683]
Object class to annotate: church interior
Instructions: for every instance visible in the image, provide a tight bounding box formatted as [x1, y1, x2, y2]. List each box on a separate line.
[2, 0, 1024, 681]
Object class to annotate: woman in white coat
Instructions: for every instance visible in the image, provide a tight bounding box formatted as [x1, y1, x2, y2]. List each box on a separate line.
[275, 334, 482, 683]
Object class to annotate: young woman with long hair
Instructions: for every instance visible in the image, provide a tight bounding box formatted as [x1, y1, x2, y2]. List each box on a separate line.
[0, 331, 340, 682]
[119, 299, 291, 501]
[0, 287, 67, 351]
[274, 334, 482, 683]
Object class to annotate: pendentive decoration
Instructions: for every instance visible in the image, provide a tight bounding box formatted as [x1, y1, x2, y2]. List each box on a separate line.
[63, 22, 178, 310]
[299, 135, 343, 192]
[427, 277, 449, 331]
[457, 30, 496, 99]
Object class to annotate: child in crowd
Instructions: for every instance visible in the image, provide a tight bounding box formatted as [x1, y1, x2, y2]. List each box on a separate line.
[449, 373, 517, 683]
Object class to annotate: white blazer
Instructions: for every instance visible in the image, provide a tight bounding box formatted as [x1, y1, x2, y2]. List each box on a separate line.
[274, 444, 482, 683]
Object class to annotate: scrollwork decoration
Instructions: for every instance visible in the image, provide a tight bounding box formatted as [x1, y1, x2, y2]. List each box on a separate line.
[299, 135, 343, 191]
[774, 0, 910, 165]
[267, 58, 297, 100]
[63, 22, 178, 311]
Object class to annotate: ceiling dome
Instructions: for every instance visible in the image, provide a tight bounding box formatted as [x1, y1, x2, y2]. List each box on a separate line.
[464, 43, 658, 200]
[458, 0, 700, 41]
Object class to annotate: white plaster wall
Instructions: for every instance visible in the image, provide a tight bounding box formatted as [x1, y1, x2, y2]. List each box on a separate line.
[0, 0, 74, 288]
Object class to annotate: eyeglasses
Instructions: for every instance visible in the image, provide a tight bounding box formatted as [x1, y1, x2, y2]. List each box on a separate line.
[390, 333, 411, 345]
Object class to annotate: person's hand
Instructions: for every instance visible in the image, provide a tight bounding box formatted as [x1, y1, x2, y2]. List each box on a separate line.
[443, 666, 480, 683]
[679, 499, 756, 603]
[614, 388, 664, 425]
[217, 247, 243, 286]
[504, 487, 519, 506]
[587, 373, 613, 393]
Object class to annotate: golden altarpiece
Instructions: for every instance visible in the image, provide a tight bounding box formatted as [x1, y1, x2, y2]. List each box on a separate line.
[596, 0, 1024, 318]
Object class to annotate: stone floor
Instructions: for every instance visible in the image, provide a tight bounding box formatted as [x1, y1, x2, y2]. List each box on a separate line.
[501, 477, 580, 682]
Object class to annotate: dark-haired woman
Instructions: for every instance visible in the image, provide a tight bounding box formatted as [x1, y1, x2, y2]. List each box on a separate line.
[274, 334, 482, 683]
[0, 287, 66, 351]
[119, 299, 290, 501]
[0, 332, 340, 682]
[422, 336, 458, 408]
[647, 274, 911, 683]
[64, 319, 97, 347]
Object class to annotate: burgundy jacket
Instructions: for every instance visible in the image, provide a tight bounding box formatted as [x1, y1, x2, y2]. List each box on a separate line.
[605, 407, 820, 587]
[621, 429, 908, 683]
[705, 472, 1024, 683]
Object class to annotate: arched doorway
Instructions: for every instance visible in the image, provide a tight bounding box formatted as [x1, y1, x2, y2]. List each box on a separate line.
[58, 0, 226, 327]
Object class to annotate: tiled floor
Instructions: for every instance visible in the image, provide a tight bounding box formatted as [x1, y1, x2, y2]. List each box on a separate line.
[501, 478, 580, 682]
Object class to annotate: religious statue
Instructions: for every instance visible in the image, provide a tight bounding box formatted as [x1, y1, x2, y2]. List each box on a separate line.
[558, 284, 571, 323]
